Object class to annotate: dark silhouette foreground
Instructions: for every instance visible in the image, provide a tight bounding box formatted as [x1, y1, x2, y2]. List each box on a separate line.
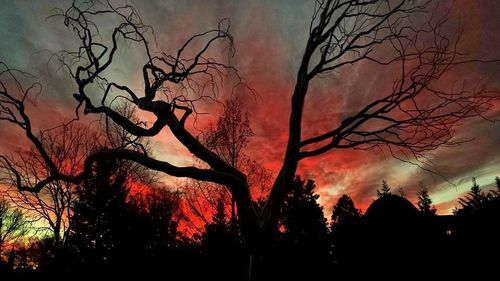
[1, 176, 499, 280]
[0, 0, 499, 280]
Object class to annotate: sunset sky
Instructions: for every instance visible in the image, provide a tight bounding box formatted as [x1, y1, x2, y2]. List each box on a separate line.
[1, 0, 499, 218]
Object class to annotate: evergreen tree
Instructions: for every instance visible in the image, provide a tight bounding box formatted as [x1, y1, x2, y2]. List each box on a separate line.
[376, 180, 391, 198]
[417, 187, 437, 216]
[453, 177, 500, 273]
[330, 194, 362, 270]
[331, 194, 362, 227]
[279, 177, 330, 278]
[201, 197, 245, 280]
[455, 177, 486, 216]
[201, 198, 235, 249]
[66, 159, 134, 271]
[141, 188, 179, 246]
[496, 176, 500, 192]
[281, 177, 329, 248]
[130, 188, 180, 265]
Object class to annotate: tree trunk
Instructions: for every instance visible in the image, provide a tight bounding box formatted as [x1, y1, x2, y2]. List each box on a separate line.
[246, 226, 276, 281]
[245, 57, 311, 279]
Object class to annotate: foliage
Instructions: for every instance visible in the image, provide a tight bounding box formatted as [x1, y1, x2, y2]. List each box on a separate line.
[331, 194, 362, 227]
[455, 177, 486, 215]
[0, 199, 29, 255]
[417, 186, 437, 216]
[376, 180, 391, 198]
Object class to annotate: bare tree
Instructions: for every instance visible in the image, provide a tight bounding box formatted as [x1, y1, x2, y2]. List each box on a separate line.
[0, 102, 153, 248]
[0, 1, 498, 274]
[2, 123, 102, 248]
[205, 96, 253, 220]
[182, 180, 227, 233]
[204, 97, 254, 170]
[183, 96, 271, 229]
[260, 0, 496, 232]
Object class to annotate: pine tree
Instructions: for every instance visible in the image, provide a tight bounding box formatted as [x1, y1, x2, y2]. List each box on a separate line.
[132, 188, 180, 263]
[279, 176, 330, 278]
[467, 177, 484, 209]
[417, 187, 437, 216]
[65, 159, 182, 274]
[495, 176, 500, 192]
[456, 177, 485, 215]
[331, 194, 362, 227]
[201, 197, 244, 279]
[376, 181, 391, 198]
[66, 159, 132, 270]
[281, 177, 329, 246]
[330, 194, 362, 269]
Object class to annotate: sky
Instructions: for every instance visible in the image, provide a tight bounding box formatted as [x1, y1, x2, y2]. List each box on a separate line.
[0, 0, 499, 217]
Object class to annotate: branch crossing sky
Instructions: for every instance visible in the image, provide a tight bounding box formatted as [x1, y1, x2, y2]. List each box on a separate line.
[0, 0, 499, 215]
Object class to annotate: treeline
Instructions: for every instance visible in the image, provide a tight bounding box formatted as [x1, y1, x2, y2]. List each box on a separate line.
[1, 161, 499, 279]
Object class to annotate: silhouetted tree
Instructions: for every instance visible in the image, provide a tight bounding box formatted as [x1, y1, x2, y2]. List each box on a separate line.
[183, 96, 270, 234]
[204, 97, 254, 171]
[1, 2, 499, 279]
[330, 194, 362, 271]
[2, 123, 102, 250]
[0, 199, 29, 260]
[125, 187, 181, 275]
[281, 177, 329, 248]
[201, 197, 245, 280]
[65, 158, 132, 272]
[496, 176, 500, 192]
[417, 186, 437, 216]
[331, 194, 362, 226]
[28, 236, 69, 273]
[11, 242, 34, 271]
[376, 181, 391, 198]
[278, 177, 330, 278]
[136, 188, 180, 249]
[456, 177, 485, 215]
[452, 177, 500, 275]
[201, 198, 232, 245]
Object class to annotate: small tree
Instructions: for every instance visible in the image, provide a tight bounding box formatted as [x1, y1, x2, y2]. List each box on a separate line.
[330, 194, 362, 271]
[185, 96, 268, 225]
[279, 177, 330, 278]
[201, 198, 230, 251]
[66, 158, 131, 270]
[417, 186, 436, 216]
[136, 188, 180, 249]
[2, 123, 102, 249]
[204, 97, 253, 171]
[281, 177, 329, 247]
[376, 181, 391, 198]
[331, 194, 362, 227]
[455, 177, 486, 216]
[201, 196, 245, 280]
[0, 199, 29, 256]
